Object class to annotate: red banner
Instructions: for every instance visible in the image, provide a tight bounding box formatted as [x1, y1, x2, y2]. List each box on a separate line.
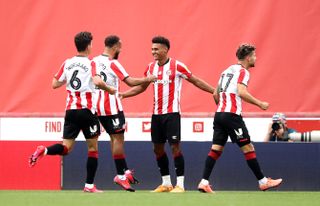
[1, 0, 320, 115]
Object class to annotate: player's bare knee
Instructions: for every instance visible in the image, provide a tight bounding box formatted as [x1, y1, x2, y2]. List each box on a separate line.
[240, 143, 255, 153]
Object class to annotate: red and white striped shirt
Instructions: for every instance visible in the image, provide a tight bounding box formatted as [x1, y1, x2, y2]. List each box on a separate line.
[54, 56, 97, 113]
[216, 64, 250, 115]
[92, 55, 129, 116]
[144, 58, 192, 115]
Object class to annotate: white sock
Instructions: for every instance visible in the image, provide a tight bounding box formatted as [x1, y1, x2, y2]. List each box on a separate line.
[259, 177, 268, 185]
[176, 176, 185, 188]
[200, 179, 209, 186]
[162, 175, 172, 186]
[44, 148, 48, 155]
[85, 183, 94, 189]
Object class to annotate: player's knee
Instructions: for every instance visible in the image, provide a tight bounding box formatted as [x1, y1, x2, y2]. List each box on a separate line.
[208, 149, 222, 160]
[170, 143, 181, 154]
[153, 147, 165, 156]
[61, 145, 70, 155]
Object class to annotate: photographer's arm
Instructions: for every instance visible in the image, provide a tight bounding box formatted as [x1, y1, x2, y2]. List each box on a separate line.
[263, 123, 273, 142]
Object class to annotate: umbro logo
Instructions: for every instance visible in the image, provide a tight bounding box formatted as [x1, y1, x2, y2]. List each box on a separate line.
[90, 125, 98, 133]
[112, 118, 120, 126]
[234, 128, 243, 139]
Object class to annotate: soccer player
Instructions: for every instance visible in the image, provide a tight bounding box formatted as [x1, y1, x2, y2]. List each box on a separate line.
[92, 35, 157, 192]
[29, 31, 116, 193]
[120, 36, 215, 193]
[197, 43, 283, 193]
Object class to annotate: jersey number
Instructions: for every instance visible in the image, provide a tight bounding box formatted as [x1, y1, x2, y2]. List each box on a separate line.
[219, 73, 234, 92]
[70, 70, 81, 90]
[100, 71, 107, 82]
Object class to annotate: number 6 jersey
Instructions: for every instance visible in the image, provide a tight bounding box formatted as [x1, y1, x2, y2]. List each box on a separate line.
[54, 56, 97, 113]
[216, 64, 250, 115]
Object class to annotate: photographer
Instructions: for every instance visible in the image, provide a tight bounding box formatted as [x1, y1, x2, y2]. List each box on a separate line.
[264, 113, 297, 142]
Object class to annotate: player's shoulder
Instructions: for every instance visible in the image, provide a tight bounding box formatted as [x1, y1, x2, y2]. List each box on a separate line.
[224, 64, 246, 73]
[92, 54, 108, 61]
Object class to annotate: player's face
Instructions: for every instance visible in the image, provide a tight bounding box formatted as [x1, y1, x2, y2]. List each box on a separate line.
[247, 51, 256, 67]
[114, 41, 122, 60]
[152, 43, 168, 61]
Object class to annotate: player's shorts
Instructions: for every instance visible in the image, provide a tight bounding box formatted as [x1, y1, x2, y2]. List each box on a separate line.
[212, 112, 251, 147]
[63, 108, 101, 139]
[151, 112, 181, 144]
[98, 111, 126, 135]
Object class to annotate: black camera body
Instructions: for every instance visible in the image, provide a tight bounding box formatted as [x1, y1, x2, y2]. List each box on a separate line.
[271, 121, 281, 132]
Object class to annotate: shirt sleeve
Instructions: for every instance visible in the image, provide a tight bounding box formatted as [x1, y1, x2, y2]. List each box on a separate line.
[110, 60, 129, 80]
[144, 63, 153, 77]
[54, 61, 66, 82]
[238, 68, 250, 86]
[176, 61, 192, 79]
[91, 60, 98, 77]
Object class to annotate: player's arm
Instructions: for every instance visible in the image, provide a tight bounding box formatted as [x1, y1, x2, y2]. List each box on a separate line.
[237, 83, 269, 110]
[119, 82, 150, 99]
[213, 84, 220, 105]
[186, 75, 215, 94]
[52, 77, 66, 89]
[123, 75, 157, 87]
[92, 75, 116, 94]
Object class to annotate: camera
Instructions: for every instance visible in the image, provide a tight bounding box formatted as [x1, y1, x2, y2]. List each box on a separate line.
[271, 121, 282, 132]
[288, 131, 320, 142]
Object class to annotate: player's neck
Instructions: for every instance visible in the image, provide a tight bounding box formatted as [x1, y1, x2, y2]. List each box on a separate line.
[158, 57, 170, 66]
[77, 51, 89, 57]
[238, 61, 249, 69]
[103, 48, 114, 59]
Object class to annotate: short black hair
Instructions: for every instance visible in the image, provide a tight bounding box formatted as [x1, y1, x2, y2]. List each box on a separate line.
[74, 31, 92, 52]
[104, 35, 120, 48]
[236, 43, 256, 60]
[152, 36, 170, 50]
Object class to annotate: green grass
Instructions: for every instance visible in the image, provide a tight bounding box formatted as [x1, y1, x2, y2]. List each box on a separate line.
[0, 190, 319, 206]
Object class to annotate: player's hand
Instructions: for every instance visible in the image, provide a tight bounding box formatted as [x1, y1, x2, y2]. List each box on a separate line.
[260, 101, 269, 110]
[107, 86, 117, 95]
[146, 75, 157, 82]
[118, 92, 124, 100]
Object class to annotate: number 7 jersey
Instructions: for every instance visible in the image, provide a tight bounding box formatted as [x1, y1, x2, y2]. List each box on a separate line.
[54, 56, 97, 113]
[216, 64, 250, 115]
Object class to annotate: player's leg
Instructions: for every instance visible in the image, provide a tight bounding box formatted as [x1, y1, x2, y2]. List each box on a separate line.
[81, 109, 102, 193]
[110, 133, 135, 192]
[99, 113, 136, 191]
[151, 143, 173, 192]
[29, 110, 79, 167]
[239, 143, 282, 191]
[83, 137, 102, 193]
[198, 113, 227, 193]
[231, 114, 283, 191]
[166, 113, 185, 193]
[151, 114, 172, 192]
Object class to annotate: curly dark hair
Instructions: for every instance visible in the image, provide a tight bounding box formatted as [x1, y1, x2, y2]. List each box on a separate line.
[152, 36, 170, 50]
[236, 43, 256, 60]
[74, 31, 93, 52]
[104, 35, 120, 48]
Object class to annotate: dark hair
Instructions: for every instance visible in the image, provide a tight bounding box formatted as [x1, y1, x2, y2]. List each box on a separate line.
[74, 31, 93, 52]
[152, 36, 170, 50]
[236, 43, 256, 60]
[104, 35, 120, 48]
